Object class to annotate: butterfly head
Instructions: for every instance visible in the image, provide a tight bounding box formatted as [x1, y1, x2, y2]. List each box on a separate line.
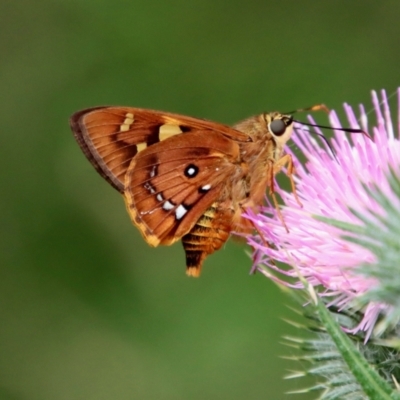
[263, 112, 294, 159]
[265, 112, 293, 139]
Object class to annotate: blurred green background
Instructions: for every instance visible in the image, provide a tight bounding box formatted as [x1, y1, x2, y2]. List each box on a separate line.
[1, 1, 400, 399]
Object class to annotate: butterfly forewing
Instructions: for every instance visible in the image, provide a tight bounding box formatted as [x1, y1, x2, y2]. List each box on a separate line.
[124, 131, 241, 247]
[70, 106, 250, 193]
[71, 107, 139, 192]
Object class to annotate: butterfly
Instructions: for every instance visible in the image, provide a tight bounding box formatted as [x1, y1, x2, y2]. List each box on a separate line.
[70, 106, 304, 277]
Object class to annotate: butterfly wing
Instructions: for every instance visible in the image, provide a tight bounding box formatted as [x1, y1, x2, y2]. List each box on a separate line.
[71, 106, 253, 276]
[124, 130, 242, 247]
[70, 106, 250, 193]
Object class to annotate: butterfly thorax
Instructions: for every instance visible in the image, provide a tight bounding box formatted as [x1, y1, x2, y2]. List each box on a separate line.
[234, 112, 294, 162]
[232, 112, 294, 209]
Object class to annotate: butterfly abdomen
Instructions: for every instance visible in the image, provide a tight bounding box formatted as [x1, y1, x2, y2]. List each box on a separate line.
[182, 203, 233, 277]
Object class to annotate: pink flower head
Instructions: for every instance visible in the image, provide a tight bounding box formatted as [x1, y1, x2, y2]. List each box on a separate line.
[245, 89, 400, 338]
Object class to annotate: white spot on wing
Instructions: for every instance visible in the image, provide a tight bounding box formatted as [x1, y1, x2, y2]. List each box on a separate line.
[156, 193, 163, 202]
[150, 165, 157, 178]
[144, 182, 156, 194]
[175, 205, 187, 220]
[140, 209, 155, 215]
[163, 200, 174, 211]
[187, 167, 196, 176]
[201, 184, 211, 191]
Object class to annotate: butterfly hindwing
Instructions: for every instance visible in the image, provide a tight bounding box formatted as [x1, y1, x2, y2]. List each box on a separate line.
[123, 130, 242, 247]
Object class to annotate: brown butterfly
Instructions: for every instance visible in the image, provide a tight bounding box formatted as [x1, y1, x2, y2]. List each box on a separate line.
[70, 106, 310, 277]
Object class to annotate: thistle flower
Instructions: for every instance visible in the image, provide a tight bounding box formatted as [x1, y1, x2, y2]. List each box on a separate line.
[246, 89, 400, 340]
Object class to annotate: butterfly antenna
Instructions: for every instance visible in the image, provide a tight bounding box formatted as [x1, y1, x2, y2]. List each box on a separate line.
[294, 120, 370, 139]
[284, 103, 330, 115]
[285, 103, 370, 162]
[286, 103, 370, 138]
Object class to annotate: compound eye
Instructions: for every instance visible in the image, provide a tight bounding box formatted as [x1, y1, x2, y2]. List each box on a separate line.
[269, 119, 286, 136]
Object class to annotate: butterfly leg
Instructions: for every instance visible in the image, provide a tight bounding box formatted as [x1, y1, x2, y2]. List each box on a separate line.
[272, 154, 302, 207]
[261, 159, 289, 233]
[269, 190, 289, 233]
[237, 159, 289, 231]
